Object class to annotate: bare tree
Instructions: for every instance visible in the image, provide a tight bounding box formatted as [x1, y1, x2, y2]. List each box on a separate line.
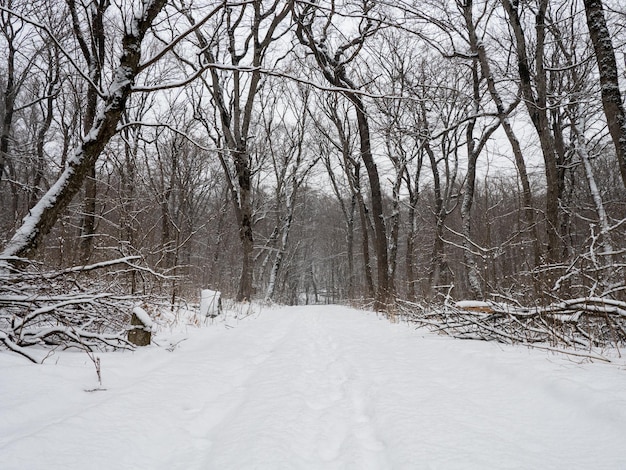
[459, 0, 504, 298]
[314, 93, 374, 299]
[463, 0, 540, 273]
[501, 0, 563, 265]
[1, 0, 168, 260]
[293, 0, 391, 309]
[182, 0, 291, 301]
[0, 0, 46, 219]
[263, 85, 318, 303]
[65, 0, 110, 263]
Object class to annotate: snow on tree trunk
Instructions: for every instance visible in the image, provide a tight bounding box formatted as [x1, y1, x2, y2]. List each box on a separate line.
[265, 192, 296, 303]
[460, 151, 483, 299]
[571, 122, 614, 259]
[0, 0, 167, 261]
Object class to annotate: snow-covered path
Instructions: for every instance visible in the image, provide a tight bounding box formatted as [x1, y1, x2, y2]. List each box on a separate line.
[1, 305, 626, 469]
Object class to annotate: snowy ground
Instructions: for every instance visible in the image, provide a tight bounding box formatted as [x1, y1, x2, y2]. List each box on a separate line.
[1, 305, 626, 469]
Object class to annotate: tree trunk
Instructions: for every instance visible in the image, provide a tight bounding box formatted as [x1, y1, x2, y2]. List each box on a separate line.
[31, 49, 59, 208]
[351, 97, 390, 309]
[584, 0, 626, 190]
[234, 147, 254, 302]
[460, 49, 483, 299]
[405, 200, 417, 300]
[67, 0, 108, 264]
[388, 165, 403, 296]
[429, 220, 447, 292]
[502, 0, 562, 265]
[460, 149, 482, 299]
[571, 121, 614, 258]
[405, 151, 423, 301]
[346, 195, 356, 299]
[423, 135, 447, 296]
[265, 193, 296, 303]
[80, 167, 97, 263]
[0, 26, 16, 186]
[356, 190, 375, 299]
[469, 18, 540, 271]
[1, 0, 167, 260]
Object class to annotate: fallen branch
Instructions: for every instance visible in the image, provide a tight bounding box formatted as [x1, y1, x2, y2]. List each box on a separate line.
[395, 297, 626, 362]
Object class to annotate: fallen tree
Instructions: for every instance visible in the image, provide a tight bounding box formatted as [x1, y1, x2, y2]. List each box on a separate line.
[396, 297, 626, 362]
[0, 256, 151, 363]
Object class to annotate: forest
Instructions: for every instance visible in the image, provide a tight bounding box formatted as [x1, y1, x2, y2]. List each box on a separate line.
[1, 0, 625, 358]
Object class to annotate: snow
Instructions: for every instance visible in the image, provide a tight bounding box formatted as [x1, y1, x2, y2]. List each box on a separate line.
[454, 300, 492, 309]
[132, 306, 153, 328]
[1, 304, 625, 469]
[199, 289, 221, 317]
[0, 164, 73, 258]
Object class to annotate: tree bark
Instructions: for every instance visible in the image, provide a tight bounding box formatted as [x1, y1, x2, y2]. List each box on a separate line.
[583, 0, 626, 190]
[31, 49, 59, 208]
[571, 121, 614, 258]
[351, 97, 390, 308]
[460, 53, 483, 299]
[265, 190, 296, 302]
[404, 155, 423, 301]
[356, 188, 375, 298]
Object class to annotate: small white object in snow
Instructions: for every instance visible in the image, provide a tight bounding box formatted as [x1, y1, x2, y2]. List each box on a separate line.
[200, 289, 222, 317]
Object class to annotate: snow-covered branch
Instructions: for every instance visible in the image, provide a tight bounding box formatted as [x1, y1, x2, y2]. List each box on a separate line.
[395, 297, 626, 361]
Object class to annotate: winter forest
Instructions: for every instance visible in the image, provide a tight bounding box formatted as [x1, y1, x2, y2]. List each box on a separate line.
[1, 0, 626, 359]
